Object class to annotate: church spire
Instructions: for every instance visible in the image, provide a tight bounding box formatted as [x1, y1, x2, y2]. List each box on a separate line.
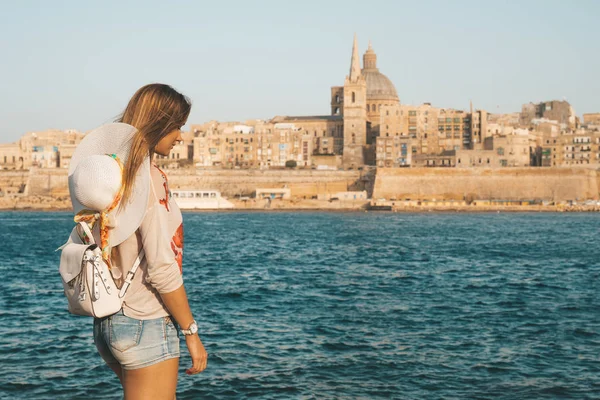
[349, 33, 361, 81]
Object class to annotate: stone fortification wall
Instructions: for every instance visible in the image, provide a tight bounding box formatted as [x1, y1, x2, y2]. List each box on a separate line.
[27, 168, 69, 197]
[15, 168, 366, 199]
[373, 167, 599, 202]
[8, 167, 600, 203]
[166, 169, 365, 198]
[0, 170, 29, 194]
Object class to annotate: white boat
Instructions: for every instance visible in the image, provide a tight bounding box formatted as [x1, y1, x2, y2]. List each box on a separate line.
[171, 190, 235, 210]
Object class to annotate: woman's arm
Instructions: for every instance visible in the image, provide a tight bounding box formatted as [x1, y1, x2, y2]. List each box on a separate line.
[139, 202, 208, 375]
[140, 171, 208, 375]
[161, 285, 208, 375]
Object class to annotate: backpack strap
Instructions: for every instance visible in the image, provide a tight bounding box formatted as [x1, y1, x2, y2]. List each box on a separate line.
[76, 221, 145, 299]
[77, 220, 95, 245]
[119, 249, 145, 298]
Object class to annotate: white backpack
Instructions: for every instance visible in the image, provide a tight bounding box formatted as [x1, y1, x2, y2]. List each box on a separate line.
[58, 221, 144, 318]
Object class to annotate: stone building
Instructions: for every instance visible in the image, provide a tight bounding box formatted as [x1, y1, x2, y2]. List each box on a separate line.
[583, 113, 600, 124]
[0, 143, 22, 169]
[375, 135, 413, 167]
[360, 41, 400, 142]
[537, 129, 600, 167]
[520, 100, 578, 129]
[437, 108, 471, 151]
[374, 102, 487, 166]
[330, 36, 400, 168]
[412, 150, 457, 167]
[470, 108, 489, 148]
[340, 36, 368, 169]
[0, 129, 84, 170]
[190, 116, 343, 169]
[488, 112, 521, 128]
[583, 113, 600, 130]
[456, 131, 532, 168]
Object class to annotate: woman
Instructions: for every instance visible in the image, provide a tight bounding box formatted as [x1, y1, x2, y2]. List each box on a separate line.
[69, 83, 207, 399]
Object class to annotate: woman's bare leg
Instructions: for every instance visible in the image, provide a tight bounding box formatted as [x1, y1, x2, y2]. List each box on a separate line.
[106, 363, 124, 386]
[122, 358, 179, 400]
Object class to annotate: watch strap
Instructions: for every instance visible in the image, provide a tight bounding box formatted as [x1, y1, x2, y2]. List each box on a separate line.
[181, 320, 197, 335]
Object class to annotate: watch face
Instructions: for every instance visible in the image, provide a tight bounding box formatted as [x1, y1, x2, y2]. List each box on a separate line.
[190, 322, 198, 334]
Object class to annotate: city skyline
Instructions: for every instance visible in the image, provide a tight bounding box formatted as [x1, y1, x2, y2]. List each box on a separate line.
[1, 0, 599, 143]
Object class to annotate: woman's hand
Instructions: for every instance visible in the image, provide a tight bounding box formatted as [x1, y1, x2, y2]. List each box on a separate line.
[185, 334, 208, 375]
[158, 286, 208, 375]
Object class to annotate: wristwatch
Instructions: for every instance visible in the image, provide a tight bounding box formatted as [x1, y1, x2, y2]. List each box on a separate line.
[181, 320, 198, 336]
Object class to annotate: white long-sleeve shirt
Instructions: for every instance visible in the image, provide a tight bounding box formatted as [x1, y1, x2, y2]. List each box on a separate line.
[111, 164, 184, 319]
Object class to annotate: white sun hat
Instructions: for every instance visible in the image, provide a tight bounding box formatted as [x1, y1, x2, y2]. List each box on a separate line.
[68, 122, 150, 247]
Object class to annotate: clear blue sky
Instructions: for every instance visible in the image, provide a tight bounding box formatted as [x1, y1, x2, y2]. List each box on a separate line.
[1, 0, 598, 143]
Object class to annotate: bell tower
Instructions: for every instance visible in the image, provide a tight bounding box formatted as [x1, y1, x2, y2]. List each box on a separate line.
[342, 34, 367, 169]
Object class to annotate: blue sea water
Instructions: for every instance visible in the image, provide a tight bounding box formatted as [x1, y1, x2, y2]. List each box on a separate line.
[1, 211, 600, 399]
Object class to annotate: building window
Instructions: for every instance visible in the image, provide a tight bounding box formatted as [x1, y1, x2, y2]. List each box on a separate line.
[366, 104, 370, 112]
[352, 92, 355, 103]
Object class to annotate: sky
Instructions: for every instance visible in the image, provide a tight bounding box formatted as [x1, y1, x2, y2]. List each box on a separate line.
[1, 0, 599, 143]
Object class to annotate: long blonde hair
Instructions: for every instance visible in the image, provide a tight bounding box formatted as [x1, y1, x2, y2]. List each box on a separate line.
[116, 84, 191, 208]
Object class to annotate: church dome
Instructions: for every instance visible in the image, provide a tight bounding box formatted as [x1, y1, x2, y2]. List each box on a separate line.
[361, 42, 399, 102]
[362, 70, 399, 101]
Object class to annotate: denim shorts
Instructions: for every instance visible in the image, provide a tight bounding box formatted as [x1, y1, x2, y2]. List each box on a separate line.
[93, 310, 180, 370]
